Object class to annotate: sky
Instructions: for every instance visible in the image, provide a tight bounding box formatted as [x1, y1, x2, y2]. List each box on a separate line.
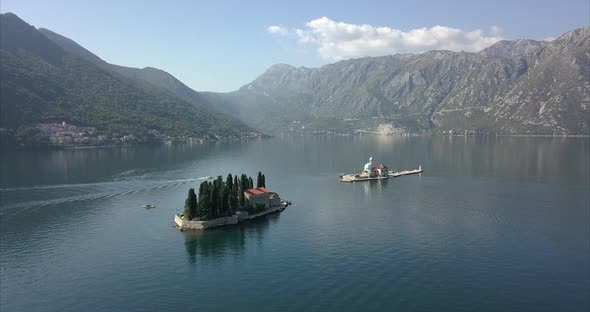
[2, 0, 589, 92]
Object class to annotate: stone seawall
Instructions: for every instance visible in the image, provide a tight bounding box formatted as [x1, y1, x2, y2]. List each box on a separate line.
[174, 204, 287, 231]
[247, 206, 284, 219]
[175, 215, 238, 230]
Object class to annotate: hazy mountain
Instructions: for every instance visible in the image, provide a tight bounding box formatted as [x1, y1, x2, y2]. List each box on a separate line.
[0, 13, 255, 146]
[38, 28, 210, 110]
[210, 28, 589, 135]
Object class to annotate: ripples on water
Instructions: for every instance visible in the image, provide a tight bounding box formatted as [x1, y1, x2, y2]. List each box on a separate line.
[1, 137, 588, 312]
[0, 176, 210, 216]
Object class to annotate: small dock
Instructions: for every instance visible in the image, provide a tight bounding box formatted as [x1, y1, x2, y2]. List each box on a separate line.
[389, 166, 423, 177]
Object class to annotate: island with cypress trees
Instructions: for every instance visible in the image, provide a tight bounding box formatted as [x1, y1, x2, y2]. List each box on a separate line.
[174, 172, 291, 230]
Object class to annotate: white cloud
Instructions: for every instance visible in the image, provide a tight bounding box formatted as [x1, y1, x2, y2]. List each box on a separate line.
[289, 17, 503, 60]
[267, 25, 288, 36]
[490, 25, 502, 36]
[543, 36, 555, 42]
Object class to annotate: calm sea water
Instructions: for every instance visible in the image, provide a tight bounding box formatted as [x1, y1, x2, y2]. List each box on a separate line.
[1, 136, 589, 312]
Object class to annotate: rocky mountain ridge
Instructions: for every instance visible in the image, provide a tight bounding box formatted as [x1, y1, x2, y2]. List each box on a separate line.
[209, 27, 589, 135]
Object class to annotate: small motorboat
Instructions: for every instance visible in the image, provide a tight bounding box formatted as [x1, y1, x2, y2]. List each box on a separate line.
[143, 204, 156, 209]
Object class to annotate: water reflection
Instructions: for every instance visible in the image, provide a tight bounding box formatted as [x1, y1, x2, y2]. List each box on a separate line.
[361, 179, 390, 196]
[0, 142, 248, 187]
[429, 136, 589, 184]
[183, 213, 280, 264]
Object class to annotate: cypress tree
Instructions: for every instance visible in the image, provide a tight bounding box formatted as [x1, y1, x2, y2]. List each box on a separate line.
[226, 193, 234, 216]
[248, 177, 254, 189]
[219, 184, 227, 218]
[211, 180, 218, 219]
[256, 171, 262, 188]
[226, 174, 233, 193]
[198, 182, 210, 220]
[238, 176, 245, 207]
[184, 188, 197, 220]
[261, 174, 266, 187]
[209, 182, 214, 219]
[218, 177, 224, 217]
[196, 182, 203, 218]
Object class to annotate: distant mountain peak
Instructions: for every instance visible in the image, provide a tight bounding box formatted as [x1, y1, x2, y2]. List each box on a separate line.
[554, 26, 590, 43]
[478, 39, 545, 58]
[261, 63, 297, 75]
[211, 26, 590, 135]
[269, 63, 296, 70]
[0, 12, 65, 66]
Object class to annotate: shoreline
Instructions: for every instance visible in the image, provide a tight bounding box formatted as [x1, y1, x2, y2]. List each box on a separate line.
[3, 132, 588, 150]
[175, 203, 289, 231]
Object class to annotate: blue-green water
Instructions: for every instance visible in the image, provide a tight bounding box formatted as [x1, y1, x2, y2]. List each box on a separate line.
[1, 136, 589, 311]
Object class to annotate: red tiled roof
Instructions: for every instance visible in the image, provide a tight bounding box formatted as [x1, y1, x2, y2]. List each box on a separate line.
[245, 188, 265, 195]
[245, 187, 272, 195]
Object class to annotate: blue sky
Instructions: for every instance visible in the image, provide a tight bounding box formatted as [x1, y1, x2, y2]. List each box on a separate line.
[2, 0, 588, 92]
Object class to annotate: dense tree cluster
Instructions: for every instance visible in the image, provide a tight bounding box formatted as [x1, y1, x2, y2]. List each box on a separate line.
[183, 172, 267, 221]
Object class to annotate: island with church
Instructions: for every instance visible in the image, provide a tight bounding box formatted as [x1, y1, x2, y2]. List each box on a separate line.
[339, 156, 423, 182]
[175, 172, 291, 230]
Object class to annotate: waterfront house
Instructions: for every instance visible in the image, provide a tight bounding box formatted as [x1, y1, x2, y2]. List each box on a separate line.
[244, 187, 281, 209]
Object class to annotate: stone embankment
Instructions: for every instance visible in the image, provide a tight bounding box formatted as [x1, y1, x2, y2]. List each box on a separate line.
[174, 203, 289, 231]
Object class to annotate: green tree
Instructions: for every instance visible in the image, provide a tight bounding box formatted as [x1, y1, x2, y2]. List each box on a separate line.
[184, 188, 197, 220]
[216, 176, 224, 218]
[261, 174, 266, 187]
[256, 171, 263, 188]
[210, 179, 219, 219]
[248, 177, 254, 189]
[226, 174, 233, 193]
[227, 191, 237, 214]
[239, 175, 246, 207]
[226, 193, 234, 216]
[199, 182, 205, 198]
[198, 181, 211, 220]
[219, 185, 224, 216]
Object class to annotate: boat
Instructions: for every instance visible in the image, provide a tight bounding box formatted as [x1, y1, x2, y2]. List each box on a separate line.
[277, 200, 292, 211]
[340, 157, 422, 182]
[143, 204, 156, 208]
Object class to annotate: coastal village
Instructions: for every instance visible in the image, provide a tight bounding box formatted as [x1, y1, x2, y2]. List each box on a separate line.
[37, 122, 133, 145]
[175, 172, 291, 230]
[28, 122, 262, 147]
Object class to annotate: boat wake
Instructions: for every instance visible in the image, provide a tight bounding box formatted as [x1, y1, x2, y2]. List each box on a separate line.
[0, 177, 203, 217]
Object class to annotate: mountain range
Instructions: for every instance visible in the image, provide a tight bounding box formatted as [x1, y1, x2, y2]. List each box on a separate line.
[1, 12, 588, 148]
[207, 28, 589, 135]
[0, 13, 256, 147]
